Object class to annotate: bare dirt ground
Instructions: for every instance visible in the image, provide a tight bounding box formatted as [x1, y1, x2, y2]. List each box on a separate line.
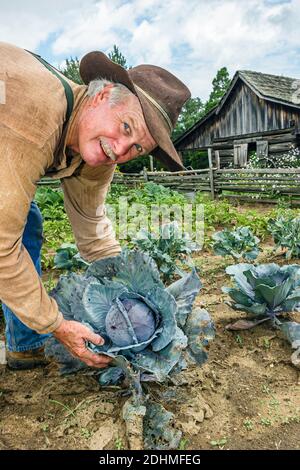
[0, 236, 299, 450]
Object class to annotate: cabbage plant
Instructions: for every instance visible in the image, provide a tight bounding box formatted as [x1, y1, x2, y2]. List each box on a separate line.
[223, 263, 300, 368]
[223, 263, 300, 321]
[46, 250, 215, 449]
[212, 226, 260, 261]
[268, 216, 300, 259]
[131, 222, 200, 282]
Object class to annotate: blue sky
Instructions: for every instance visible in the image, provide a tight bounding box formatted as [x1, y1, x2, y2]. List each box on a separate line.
[1, 0, 300, 100]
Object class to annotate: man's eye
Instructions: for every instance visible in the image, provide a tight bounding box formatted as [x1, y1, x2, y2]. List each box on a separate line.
[135, 144, 143, 153]
[124, 122, 131, 134]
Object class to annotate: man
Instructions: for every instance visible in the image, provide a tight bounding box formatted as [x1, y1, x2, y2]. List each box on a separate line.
[0, 42, 190, 370]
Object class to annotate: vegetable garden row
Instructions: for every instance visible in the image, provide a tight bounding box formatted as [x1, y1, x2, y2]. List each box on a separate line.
[1, 182, 299, 450]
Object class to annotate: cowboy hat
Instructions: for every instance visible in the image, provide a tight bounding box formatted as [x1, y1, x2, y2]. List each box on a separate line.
[79, 51, 191, 171]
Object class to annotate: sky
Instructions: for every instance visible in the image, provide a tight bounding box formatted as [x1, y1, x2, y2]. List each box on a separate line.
[1, 0, 300, 100]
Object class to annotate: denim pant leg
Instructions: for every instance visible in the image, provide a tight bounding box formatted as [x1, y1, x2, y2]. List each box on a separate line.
[2, 201, 50, 352]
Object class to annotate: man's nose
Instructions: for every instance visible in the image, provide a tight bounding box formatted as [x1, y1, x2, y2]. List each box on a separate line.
[113, 137, 133, 157]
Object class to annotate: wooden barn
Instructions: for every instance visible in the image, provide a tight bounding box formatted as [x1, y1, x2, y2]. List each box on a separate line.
[174, 70, 300, 168]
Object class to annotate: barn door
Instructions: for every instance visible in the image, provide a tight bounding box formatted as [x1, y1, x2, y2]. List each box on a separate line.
[234, 143, 248, 167]
[256, 140, 268, 158]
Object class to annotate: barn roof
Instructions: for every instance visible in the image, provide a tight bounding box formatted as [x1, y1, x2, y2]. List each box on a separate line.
[230, 70, 300, 108]
[174, 70, 300, 146]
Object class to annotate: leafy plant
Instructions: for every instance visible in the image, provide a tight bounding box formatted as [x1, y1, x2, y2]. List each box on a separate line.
[223, 263, 300, 367]
[268, 216, 300, 259]
[212, 226, 260, 261]
[35, 187, 65, 220]
[54, 243, 89, 271]
[131, 222, 200, 282]
[46, 250, 215, 449]
[223, 263, 300, 324]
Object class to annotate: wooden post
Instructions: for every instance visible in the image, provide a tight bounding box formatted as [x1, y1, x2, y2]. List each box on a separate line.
[214, 150, 221, 169]
[149, 155, 154, 172]
[208, 148, 215, 199]
[143, 166, 148, 182]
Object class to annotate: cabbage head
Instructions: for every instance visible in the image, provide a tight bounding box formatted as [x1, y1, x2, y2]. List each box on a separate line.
[46, 250, 215, 385]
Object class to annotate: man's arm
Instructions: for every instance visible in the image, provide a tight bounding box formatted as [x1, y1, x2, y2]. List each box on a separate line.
[0, 128, 110, 368]
[0, 127, 63, 333]
[61, 163, 121, 262]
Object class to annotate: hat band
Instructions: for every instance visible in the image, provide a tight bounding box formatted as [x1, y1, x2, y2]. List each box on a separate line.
[134, 84, 173, 133]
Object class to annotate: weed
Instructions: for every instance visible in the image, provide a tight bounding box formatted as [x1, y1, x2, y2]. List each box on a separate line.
[81, 427, 92, 439]
[235, 334, 243, 346]
[115, 437, 124, 450]
[179, 438, 189, 450]
[262, 384, 272, 395]
[260, 417, 272, 426]
[243, 419, 254, 431]
[210, 437, 227, 448]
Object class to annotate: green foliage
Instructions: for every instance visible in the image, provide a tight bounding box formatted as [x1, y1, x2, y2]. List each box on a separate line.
[204, 67, 231, 114]
[60, 57, 83, 85]
[118, 155, 152, 173]
[131, 222, 199, 282]
[212, 226, 260, 261]
[54, 243, 89, 270]
[60, 44, 129, 86]
[172, 97, 205, 141]
[182, 150, 209, 170]
[107, 182, 186, 207]
[268, 216, 300, 259]
[108, 44, 129, 68]
[35, 187, 74, 269]
[35, 187, 65, 220]
[247, 148, 300, 169]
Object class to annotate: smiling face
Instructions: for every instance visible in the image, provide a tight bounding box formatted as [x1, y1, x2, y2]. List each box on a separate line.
[74, 85, 157, 167]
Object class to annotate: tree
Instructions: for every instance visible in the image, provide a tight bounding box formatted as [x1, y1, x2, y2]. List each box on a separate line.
[204, 66, 231, 114]
[172, 97, 205, 141]
[60, 57, 83, 84]
[108, 45, 128, 69]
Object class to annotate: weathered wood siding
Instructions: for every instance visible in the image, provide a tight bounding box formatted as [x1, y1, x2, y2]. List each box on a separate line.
[176, 80, 300, 152]
[215, 82, 300, 138]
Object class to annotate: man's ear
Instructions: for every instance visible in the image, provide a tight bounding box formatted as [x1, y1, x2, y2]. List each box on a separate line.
[90, 84, 114, 108]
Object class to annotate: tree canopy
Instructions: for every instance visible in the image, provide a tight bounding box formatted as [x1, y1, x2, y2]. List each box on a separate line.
[108, 45, 129, 69]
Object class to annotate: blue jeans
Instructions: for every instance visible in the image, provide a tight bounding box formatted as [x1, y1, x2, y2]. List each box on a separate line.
[2, 201, 50, 352]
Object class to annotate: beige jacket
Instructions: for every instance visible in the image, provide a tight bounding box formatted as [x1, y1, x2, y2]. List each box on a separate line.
[0, 42, 121, 334]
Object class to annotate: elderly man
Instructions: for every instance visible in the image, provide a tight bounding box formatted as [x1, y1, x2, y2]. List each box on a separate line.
[0, 42, 190, 370]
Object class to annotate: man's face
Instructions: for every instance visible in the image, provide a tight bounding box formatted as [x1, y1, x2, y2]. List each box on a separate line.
[77, 85, 157, 167]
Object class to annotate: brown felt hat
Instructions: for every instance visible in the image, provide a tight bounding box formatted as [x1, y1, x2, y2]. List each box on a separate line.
[79, 51, 191, 171]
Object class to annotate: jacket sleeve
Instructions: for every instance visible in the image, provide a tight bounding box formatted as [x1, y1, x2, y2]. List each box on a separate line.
[0, 127, 63, 334]
[61, 163, 121, 262]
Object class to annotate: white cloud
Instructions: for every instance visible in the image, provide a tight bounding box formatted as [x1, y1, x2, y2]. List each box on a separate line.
[1, 0, 300, 99]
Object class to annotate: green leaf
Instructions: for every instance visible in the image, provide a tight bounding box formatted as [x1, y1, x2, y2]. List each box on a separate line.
[167, 269, 202, 326]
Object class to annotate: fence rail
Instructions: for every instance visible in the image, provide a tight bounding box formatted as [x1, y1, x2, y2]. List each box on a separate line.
[39, 167, 300, 205]
[113, 167, 300, 205]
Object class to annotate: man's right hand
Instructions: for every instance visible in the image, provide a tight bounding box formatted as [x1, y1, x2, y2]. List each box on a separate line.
[53, 319, 112, 368]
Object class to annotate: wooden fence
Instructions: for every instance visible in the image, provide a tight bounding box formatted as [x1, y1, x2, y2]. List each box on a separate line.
[39, 166, 300, 206]
[112, 167, 300, 205]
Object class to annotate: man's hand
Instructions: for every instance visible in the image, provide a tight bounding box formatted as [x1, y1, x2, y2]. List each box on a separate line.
[53, 319, 112, 368]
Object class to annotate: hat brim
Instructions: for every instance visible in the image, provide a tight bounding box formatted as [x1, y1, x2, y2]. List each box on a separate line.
[80, 51, 185, 172]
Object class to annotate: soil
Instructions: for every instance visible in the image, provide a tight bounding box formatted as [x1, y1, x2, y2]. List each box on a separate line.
[0, 240, 299, 450]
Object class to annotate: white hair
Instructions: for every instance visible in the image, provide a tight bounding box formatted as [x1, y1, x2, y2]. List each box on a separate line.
[87, 78, 133, 106]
